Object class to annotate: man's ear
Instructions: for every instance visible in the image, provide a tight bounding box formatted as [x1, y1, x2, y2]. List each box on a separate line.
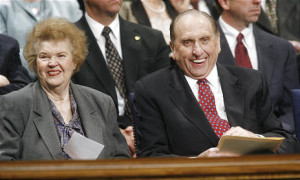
[170, 41, 174, 52]
[218, 0, 230, 10]
[169, 41, 176, 60]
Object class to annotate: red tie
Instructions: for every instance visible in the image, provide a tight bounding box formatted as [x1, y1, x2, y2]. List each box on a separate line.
[198, 79, 230, 138]
[235, 33, 252, 69]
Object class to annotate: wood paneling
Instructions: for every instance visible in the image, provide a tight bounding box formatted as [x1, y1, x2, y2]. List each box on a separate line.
[0, 154, 300, 179]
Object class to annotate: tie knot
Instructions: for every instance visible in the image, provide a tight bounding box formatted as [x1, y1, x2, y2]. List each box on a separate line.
[102, 26, 111, 38]
[237, 33, 244, 43]
[197, 78, 208, 85]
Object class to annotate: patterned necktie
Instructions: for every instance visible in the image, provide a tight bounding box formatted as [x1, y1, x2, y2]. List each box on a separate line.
[102, 27, 133, 121]
[197, 79, 230, 138]
[235, 33, 252, 69]
[265, 0, 278, 34]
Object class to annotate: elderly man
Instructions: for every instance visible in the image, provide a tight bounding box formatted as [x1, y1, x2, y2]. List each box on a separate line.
[134, 10, 298, 157]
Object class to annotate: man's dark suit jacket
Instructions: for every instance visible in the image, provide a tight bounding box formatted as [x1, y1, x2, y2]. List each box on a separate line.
[217, 25, 299, 134]
[256, 0, 300, 82]
[72, 16, 170, 128]
[134, 64, 298, 157]
[256, 0, 300, 42]
[0, 34, 31, 95]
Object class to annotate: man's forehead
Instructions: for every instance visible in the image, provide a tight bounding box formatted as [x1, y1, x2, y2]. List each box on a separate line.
[176, 14, 210, 28]
[175, 17, 213, 36]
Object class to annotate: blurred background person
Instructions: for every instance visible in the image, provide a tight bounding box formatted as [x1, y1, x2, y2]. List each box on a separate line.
[0, 18, 130, 160]
[257, 0, 300, 81]
[0, 0, 83, 80]
[72, 0, 170, 157]
[0, 34, 31, 96]
[216, 0, 299, 135]
[119, 0, 190, 46]
[189, 0, 220, 19]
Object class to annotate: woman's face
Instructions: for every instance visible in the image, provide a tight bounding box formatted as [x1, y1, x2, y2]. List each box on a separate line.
[36, 40, 76, 91]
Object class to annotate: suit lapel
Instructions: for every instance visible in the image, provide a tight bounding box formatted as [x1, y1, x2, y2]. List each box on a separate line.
[76, 16, 117, 100]
[70, 83, 104, 145]
[217, 25, 236, 65]
[168, 66, 219, 146]
[120, 17, 143, 92]
[31, 82, 65, 159]
[217, 64, 245, 127]
[253, 26, 274, 83]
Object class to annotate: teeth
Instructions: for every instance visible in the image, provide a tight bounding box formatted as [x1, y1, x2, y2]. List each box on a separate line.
[193, 59, 205, 63]
[48, 71, 60, 75]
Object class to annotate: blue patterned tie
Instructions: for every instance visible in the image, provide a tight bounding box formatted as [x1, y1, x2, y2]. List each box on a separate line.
[197, 79, 230, 138]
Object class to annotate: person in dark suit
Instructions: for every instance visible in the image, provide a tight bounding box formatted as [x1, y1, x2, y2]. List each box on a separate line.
[0, 34, 31, 95]
[72, 0, 170, 157]
[216, 0, 299, 135]
[134, 10, 298, 157]
[256, 0, 300, 81]
[0, 18, 130, 160]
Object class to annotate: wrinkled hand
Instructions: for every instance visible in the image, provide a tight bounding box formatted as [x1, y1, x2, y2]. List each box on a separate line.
[197, 147, 239, 158]
[170, 0, 190, 13]
[120, 126, 136, 158]
[289, 40, 300, 54]
[223, 126, 259, 138]
[0, 75, 10, 87]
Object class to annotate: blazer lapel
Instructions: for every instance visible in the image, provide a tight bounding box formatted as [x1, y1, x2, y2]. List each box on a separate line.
[76, 16, 117, 99]
[253, 26, 274, 83]
[217, 64, 245, 127]
[15, 1, 39, 21]
[120, 17, 143, 92]
[70, 83, 104, 144]
[168, 66, 219, 146]
[31, 82, 65, 159]
[131, 0, 151, 27]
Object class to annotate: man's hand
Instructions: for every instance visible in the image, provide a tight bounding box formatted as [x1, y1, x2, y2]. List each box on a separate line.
[0, 75, 10, 87]
[223, 126, 260, 138]
[120, 126, 136, 158]
[197, 147, 239, 158]
[289, 40, 300, 54]
[170, 0, 190, 13]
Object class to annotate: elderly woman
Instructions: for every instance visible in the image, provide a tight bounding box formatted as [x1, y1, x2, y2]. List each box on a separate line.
[0, 18, 130, 160]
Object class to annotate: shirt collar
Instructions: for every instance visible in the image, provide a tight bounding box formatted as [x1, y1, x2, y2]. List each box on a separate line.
[219, 16, 254, 48]
[185, 65, 219, 88]
[85, 12, 120, 41]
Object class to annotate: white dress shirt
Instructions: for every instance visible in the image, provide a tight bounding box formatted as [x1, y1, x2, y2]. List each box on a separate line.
[185, 65, 228, 120]
[219, 16, 258, 70]
[85, 13, 125, 116]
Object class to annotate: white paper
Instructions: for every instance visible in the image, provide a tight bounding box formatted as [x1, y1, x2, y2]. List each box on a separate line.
[64, 132, 104, 160]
